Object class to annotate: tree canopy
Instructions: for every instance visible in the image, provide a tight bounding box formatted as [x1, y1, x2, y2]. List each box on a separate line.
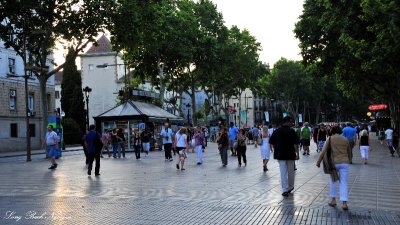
[111, 0, 265, 125]
[294, 0, 400, 125]
[0, 0, 116, 142]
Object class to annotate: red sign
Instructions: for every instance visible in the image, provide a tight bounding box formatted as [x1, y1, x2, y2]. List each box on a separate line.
[368, 104, 388, 111]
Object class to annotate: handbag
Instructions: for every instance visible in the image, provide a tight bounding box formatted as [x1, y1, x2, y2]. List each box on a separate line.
[322, 137, 339, 182]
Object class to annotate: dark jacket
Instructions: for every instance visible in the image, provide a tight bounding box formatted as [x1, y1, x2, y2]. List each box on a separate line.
[85, 130, 102, 153]
[269, 125, 300, 160]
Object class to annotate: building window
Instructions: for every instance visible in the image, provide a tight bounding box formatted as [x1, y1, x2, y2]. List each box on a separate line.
[10, 123, 18, 137]
[89, 64, 94, 71]
[55, 91, 60, 99]
[47, 93, 51, 112]
[29, 124, 36, 137]
[28, 93, 34, 111]
[9, 89, 16, 111]
[8, 58, 16, 74]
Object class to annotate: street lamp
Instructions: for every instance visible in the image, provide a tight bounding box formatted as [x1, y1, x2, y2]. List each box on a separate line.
[83, 86, 92, 128]
[186, 103, 191, 125]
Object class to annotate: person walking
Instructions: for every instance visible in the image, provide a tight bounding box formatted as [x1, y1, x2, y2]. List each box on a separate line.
[269, 116, 300, 197]
[175, 127, 188, 170]
[236, 129, 247, 167]
[160, 123, 173, 161]
[217, 126, 230, 167]
[141, 128, 151, 157]
[300, 122, 312, 155]
[269, 116, 300, 196]
[85, 124, 103, 176]
[385, 127, 395, 157]
[316, 126, 351, 210]
[46, 125, 59, 170]
[342, 123, 357, 163]
[101, 130, 111, 158]
[132, 128, 141, 160]
[116, 128, 126, 158]
[229, 122, 239, 156]
[252, 126, 261, 148]
[193, 126, 205, 165]
[317, 125, 328, 153]
[393, 130, 400, 157]
[359, 129, 370, 164]
[111, 128, 119, 158]
[260, 127, 272, 172]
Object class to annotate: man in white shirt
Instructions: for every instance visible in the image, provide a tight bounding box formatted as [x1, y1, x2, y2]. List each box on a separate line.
[46, 125, 58, 169]
[385, 127, 394, 156]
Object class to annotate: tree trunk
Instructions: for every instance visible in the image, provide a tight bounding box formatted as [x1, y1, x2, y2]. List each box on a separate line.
[158, 61, 165, 108]
[315, 101, 321, 124]
[39, 75, 48, 152]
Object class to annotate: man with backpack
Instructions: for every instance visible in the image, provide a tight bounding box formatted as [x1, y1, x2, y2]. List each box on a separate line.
[300, 122, 312, 155]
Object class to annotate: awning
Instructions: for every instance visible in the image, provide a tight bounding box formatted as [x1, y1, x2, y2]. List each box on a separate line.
[94, 100, 183, 123]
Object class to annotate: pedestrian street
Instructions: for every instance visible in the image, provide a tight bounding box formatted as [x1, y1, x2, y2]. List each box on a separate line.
[0, 136, 399, 224]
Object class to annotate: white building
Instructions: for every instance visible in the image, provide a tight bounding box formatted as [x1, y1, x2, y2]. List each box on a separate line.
[0, 40, 55, 152]
[79, 35, 125, 125]
[226, 88, 272, 128]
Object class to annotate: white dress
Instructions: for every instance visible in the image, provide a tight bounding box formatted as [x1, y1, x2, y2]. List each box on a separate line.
[260, 137, 270, 160]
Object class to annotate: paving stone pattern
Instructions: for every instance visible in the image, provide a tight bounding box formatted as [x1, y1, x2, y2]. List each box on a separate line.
[0, 135, 399, 224]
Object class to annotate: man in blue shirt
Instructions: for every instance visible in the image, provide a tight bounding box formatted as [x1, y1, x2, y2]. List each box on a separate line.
[229, 122, 239, 156]
[85, 124, 103, 176]
[342, 122, 357, 163]
[160, 123, 173, 161]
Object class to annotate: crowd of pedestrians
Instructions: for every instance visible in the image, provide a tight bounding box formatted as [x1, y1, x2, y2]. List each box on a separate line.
[46, 116, 400, 212]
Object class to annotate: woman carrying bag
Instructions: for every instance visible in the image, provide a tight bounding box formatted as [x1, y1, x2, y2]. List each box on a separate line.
[316, 126, 352, 210]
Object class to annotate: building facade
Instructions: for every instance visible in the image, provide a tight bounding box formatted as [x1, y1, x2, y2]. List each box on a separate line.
[0, 40, 55, 152]
[80, 35, 124, 125]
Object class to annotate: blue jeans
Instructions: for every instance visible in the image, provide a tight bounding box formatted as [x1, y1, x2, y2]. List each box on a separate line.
[118, 141, 125, 158]
[112, 142, 118, 157]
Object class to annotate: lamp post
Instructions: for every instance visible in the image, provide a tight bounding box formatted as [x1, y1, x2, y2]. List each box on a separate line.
[83, 86, 92, 128]
[186, 103, 191, 125]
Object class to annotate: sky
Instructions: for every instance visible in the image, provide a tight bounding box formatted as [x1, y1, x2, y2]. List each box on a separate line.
[54, 0, 305, 68]
[210, 0, 305, 66]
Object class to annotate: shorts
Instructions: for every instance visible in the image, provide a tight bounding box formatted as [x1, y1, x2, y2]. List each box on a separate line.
[47, 145, 56, 157]
[302, 139, 310, 146]
[176, 147, 185, 155]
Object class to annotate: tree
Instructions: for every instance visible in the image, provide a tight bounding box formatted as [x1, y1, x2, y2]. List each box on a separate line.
[61, 47, 85, 132]
[294, 0, 400, 126]
[0, 0, 116, 147]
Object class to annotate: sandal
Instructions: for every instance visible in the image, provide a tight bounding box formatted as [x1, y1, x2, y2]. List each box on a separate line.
[328, 202, 337, 207]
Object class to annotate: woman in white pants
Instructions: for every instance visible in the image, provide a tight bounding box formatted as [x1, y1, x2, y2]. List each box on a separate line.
[359, 129, 369, 164]
[316, 126, 351, 210]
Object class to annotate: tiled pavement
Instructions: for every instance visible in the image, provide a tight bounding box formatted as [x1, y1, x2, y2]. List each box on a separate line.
[0, 135, 399, 224]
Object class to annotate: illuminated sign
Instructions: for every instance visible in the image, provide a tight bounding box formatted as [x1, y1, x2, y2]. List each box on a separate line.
[368, 104, 388, 111]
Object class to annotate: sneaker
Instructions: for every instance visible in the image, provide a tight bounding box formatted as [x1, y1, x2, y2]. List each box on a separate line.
[303, 152, 306, 155]
[169, 158, 173, 162]
[48, 165, 56, 170]
[95, 173, 100, 176]
[282, 192, 289, 197]
[176, 164, 180, 170]
[54, 163, 58, 169]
